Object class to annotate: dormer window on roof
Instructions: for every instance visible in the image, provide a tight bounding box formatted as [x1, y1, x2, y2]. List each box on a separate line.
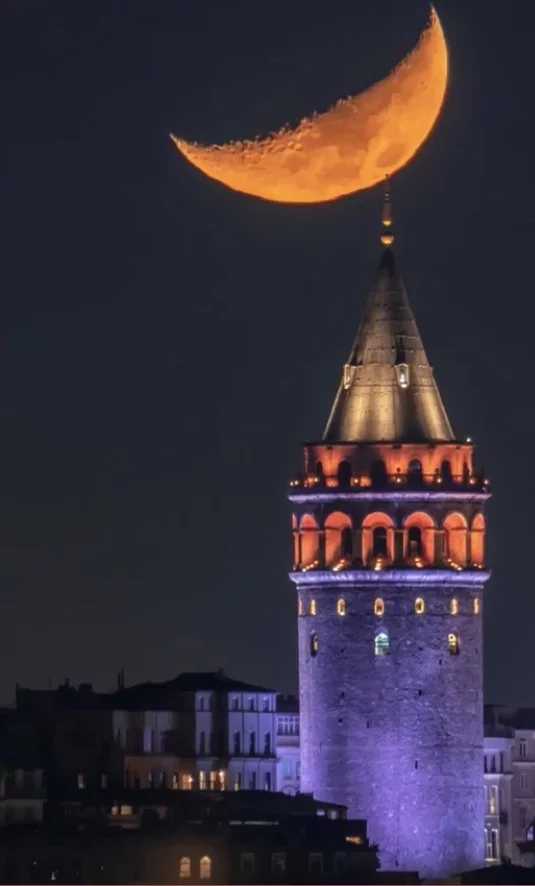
[395, 363, 410, 389]
[343, 364, 356, 390]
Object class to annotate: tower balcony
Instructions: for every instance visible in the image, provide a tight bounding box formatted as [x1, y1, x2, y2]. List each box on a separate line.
[289, 470, 489, 496]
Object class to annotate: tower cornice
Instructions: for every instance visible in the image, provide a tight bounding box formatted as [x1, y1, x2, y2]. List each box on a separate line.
[290, 569, 491, 586]
[289, 491, 490, 504]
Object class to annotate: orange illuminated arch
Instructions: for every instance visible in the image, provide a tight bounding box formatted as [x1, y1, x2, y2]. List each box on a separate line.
[300, 514, 319, 568]
[362, 512, 394, 564]
[292, 514, 299, 568]
[325, 511, 353, 567]
[403, 512, 435, 565]
[471, 513, 485, 567]
[443, 512, 468, 566]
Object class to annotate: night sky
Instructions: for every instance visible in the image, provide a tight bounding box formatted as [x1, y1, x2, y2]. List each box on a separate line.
[0, 0, 532, 703]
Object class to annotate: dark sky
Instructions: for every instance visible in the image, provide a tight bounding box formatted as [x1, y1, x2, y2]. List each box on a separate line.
[0, 0, 532, 703]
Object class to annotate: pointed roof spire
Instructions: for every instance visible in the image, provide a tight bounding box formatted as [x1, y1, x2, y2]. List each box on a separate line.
[322, 184, 454, 444]
[380, 175, 394, 248]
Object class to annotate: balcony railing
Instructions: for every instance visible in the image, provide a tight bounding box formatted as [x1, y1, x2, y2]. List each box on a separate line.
[290, 472, 489, 493]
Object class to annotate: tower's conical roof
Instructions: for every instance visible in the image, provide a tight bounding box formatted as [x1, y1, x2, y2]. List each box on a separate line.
[323, 186, 454, 444]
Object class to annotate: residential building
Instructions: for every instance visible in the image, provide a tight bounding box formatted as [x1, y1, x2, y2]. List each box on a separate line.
[275, 695, 300, 795]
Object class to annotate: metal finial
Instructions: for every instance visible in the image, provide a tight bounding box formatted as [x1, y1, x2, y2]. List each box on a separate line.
[380, 175, 394, 247]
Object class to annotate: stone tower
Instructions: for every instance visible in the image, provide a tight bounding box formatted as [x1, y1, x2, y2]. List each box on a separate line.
[289, 185, 490, 879]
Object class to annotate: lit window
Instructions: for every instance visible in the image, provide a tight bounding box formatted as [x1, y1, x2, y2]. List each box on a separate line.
[448, 632, 460, 655]
[209, 771, 217, 790]
[219, 770, 226, 790]
[489, 785, 498, 814]
[309, 599, 316, 616]
[77, 774, 85, 790]
[450, 598, 458, 615]
[199, 770, 206, 790]
[374, 598, 384, 616]
[181, 773, 193, 790]
[310, 633, 319, 657]
[234, 773, 241, 791]
[180, 857, 191, 879]
[343, 364, 355, 390]
[395, 363, 410, 389]
[298, 598, 303, 616]
[375, 631, 389, 656]
[200, 856, 211, 880]
[336, 598, 346, 616]
[414, 597, 425, 615]
[473, 597, 480, 615]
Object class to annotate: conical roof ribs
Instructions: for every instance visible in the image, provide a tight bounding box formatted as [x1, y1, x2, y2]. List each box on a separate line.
[323, 247, 454, 443]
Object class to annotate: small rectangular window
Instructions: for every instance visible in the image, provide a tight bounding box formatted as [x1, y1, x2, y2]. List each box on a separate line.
[520, 738, 528, 758]
[271, 852, 286, 874]
[520, 772, 528, 791]
[241, 853, 255, 875]
[334, 852, 347, 872]
[77, 774, 85, 790]
[309, 853, 323, 874]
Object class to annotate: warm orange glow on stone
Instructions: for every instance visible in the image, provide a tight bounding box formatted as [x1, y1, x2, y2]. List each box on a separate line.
[471, 513, 486, 567]
[443, 512, 468, 566]
[171, 8, 448, 204]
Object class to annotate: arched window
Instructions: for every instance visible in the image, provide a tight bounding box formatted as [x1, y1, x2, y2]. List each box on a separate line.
[414, 597, 425, 615]
[450, 598, 458, 616]
[325, 511, 353, 567]
[370, 460, 387, 486]
[440, 460, 452, 481]
[292, 514, 299, 569]
[443, 512, 469, 566]
[372, 527, 388, 558]
[403, 512, 435, 564]
[337, 460, 352, 488]
[362, 513, 394, 564]
[408, 459, 423, 484]
[473, 597, 481, 615]
[471, 513, 485, 567]
[336, 598, 346, 616]
[300, 514, 319, 568]
[408, 527, 423, 557]
[341, 527, 353, 558]
[310, 633, 319, 656]
[298, 598, 303, 616]
[374, 598, 385, 617]
[180, 858, 191, 879]
[375, 631, 389, 656]
[309, 599, 316, 616]
[200, 857, 212, 880]
[448, 632, 460, 655]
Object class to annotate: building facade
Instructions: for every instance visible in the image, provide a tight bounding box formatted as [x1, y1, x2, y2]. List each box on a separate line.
[275, 696, 300, 796]
[289, 188, 490, 878]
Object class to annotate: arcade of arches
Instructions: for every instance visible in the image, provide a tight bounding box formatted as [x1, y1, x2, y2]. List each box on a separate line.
[292, 511, 485, 570]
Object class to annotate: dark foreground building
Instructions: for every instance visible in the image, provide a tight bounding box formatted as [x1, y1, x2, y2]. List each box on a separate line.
[289, 187, 490, 877]
[0, 791, 379, 884]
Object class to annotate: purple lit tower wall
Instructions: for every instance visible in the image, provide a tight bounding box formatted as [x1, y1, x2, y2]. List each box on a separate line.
[288, 188, 490, 879]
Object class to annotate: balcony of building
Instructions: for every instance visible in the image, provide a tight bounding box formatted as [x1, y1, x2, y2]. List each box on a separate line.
[290, 468, 489, 495]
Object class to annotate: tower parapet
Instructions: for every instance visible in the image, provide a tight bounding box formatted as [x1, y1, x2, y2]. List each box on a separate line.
[290, 184, 489, 879]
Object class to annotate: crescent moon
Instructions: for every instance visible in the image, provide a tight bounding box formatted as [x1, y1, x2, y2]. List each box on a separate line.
[171, 7, 448, 204]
